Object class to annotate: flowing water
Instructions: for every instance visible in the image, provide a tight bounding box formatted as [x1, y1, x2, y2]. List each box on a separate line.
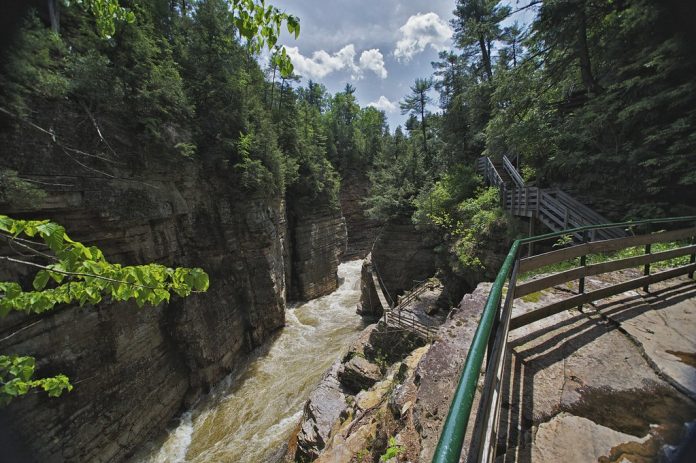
[135, 259, 366, 463]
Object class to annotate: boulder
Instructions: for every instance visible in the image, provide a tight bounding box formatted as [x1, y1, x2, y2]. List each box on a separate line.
[339, 356, 382, 393]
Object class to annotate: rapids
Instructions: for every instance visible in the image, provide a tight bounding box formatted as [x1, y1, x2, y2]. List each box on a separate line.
[134, 259, 366, 463]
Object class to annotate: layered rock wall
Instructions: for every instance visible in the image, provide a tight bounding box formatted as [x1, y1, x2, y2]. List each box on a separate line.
[367, 218, 438, 302]
[338, 172, 380, 261]
[0, 118, 346, 462]
[288, 201, 346, 301]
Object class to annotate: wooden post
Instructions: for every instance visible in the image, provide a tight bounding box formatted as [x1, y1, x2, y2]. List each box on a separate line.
[578, 230, 587, 311]
[690, 235, 696, 279]
[643, 243, 652, 292]
[528, 218, 535, 257]
[524, 188, 529, 216]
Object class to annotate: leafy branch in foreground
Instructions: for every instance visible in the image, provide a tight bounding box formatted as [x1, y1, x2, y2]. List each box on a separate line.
[0, 215, 209, 405]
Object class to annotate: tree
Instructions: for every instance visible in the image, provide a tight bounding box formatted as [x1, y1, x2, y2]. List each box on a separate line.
[0, 215, 209, 405]
[400, 77, 433, 155]
[47, 0, 299, 76]
[452, 0, 510, 81]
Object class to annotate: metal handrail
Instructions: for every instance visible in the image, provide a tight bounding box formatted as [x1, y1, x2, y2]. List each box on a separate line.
[432, 215, 696, 463]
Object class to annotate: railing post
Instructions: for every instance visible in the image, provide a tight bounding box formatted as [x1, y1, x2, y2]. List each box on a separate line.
[690, 234, 696, 279]
[578, 230, 587, 311]
[643, 243, 652, 292]
[527, 219, 535, 257]
[524, 187, 529, 216]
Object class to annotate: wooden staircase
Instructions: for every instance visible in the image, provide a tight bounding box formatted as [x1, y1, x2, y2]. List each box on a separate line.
[479, 156, 627, 241]
[366, 259, 436, 341]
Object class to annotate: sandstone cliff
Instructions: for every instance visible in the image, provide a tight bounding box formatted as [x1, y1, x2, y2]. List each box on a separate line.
[0, 119, 346, 462]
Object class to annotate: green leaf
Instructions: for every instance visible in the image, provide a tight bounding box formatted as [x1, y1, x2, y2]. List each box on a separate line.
[191, 268, 210, 292]
[33, 271, 50, 291]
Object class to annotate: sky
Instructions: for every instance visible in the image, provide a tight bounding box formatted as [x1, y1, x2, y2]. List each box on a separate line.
[268, 1, 537, 130]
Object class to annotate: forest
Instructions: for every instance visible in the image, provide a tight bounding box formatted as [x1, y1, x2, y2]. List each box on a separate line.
[0, 0, 695, 461]
[2, 0, 695, 273]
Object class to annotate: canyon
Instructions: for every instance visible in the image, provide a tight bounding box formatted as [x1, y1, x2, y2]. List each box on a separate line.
[0, 118, 348, 462]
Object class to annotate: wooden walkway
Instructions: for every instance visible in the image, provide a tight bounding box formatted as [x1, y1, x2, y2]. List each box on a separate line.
[478, 156, 626, 241]
[365, 258, 437, 341]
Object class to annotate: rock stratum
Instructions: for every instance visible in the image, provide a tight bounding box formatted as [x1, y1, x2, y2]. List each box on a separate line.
[0, 119, 346, 462]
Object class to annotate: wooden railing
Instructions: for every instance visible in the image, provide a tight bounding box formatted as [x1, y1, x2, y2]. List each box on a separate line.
[502, 155, 525, 188]
[432, 216, 696, 463]
[479, 157, 505, 191]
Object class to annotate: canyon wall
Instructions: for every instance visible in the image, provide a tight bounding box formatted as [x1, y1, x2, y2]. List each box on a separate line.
[338, 172, 380, 261]
[0, 119, 346, 462]
[369, 217, 438, 300]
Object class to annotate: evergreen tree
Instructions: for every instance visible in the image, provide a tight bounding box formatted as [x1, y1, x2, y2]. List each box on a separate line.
[400, 77, 434, 156]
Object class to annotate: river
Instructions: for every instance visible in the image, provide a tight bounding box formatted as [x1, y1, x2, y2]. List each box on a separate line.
[134, 259, 366, 463]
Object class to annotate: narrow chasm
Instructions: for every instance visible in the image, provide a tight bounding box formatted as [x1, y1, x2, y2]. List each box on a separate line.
[131, 260, 367, 463]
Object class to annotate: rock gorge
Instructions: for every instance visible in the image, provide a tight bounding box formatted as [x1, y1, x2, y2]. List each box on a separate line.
[0, 122, 348, 462]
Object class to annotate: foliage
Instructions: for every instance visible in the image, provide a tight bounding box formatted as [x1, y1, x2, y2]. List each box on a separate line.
[0, 355, 72, 407]
[552, 234, 573, 248]
[66, 0, 136, 38]
[0, 170, 47, 208]
[66, 0, 298, 75]
[414, 185, 506, 272]
[400, 77, 433, 155]
[379, 436, 403, 462]
[0, 15, 69, 114]
[364, 136, 430, 220]
[0, 215, 209, 404]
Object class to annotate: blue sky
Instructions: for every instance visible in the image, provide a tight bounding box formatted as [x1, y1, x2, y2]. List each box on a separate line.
[270, 1, 536, 129]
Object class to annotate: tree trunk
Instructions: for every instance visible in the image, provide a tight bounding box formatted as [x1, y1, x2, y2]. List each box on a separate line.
[278, 78, 286, 114]
[47, 0, 59, 34]
[478, 35, 493, 80]
[269, 65, 277, 111]
[420, 93, 427, 155]
[576, 4, 600, 94]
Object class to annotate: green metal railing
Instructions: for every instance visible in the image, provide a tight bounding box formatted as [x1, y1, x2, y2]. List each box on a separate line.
[432, 215, 696, 463]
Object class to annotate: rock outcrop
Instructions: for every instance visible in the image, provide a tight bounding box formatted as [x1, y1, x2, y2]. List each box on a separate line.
[0, 120, 347, 461]
[291, 271, 696, 463]
[358, 253, 384, 317]
[338, 356, 382, 393]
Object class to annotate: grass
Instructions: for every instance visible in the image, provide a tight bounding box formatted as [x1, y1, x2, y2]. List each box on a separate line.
[521, 291, 542, 303]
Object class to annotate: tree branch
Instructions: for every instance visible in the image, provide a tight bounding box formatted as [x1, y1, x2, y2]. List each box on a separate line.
[0, 255, 204, 293]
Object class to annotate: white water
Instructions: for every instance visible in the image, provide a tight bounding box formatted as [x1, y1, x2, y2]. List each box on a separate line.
[135, 260, 366, 463]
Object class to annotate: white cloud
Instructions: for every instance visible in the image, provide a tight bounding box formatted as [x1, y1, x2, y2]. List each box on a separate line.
[358, 49, 388, 79]
[285, 45, 387, 80]
[394, 12, 453, 62]
[368, 96, 397, 113]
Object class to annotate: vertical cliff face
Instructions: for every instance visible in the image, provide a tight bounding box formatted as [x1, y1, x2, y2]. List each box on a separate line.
[369, 217, 439, 300]
[288, 200, 347, 301]
[0, 127, 346, 461]
[338, 172, 381, 261]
